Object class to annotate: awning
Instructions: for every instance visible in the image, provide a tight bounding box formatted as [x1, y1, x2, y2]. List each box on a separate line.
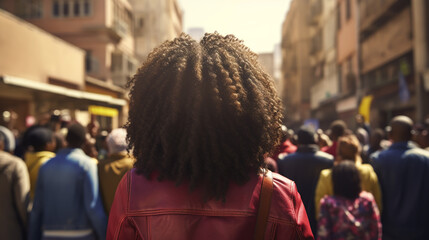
[1, 75, 126, 106]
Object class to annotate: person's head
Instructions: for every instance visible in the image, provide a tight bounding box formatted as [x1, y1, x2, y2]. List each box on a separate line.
[0, 125, 15, 153]
[329, 120, 347, 141]
[337, 134, 362, 163]
[355, 114, 364, 125]
[87, 119, 100, 138]
[387, 115, 413, 143]
[126, 33, 283, 200]
[332, 160, 361, 200]
[355, 127, 368, 146]
[295, 126, 317, 145]
[369, 128, 385, 149]
[27, 127, 56, 152]
[106, 128, 128, 155]
[66, 123, 87, 148]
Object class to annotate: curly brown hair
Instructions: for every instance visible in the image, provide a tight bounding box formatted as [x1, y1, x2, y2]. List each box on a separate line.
[126, 33, 283, 201]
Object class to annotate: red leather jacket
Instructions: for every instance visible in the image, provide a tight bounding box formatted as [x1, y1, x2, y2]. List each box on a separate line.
[107, 169, 314, 240]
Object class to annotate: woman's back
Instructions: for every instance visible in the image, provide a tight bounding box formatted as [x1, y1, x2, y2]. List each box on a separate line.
[107, 169, 313, 239]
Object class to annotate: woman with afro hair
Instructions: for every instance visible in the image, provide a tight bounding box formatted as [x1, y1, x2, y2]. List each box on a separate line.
[107, 33, 313, 240]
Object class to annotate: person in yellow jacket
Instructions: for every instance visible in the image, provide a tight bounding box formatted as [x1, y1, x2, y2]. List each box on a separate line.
[315, 134, 382, 218]
[98, 128, 134, 214]
[25, 127, 56, 200]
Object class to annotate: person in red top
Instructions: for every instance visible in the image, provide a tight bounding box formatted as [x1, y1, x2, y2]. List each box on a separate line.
[107, 33, 313, 240]
[272, 125, 297, 160]
[322, 120, 348, 158]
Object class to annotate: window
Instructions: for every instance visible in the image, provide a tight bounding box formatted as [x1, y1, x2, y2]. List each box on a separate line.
[85, 50, 93, 72]
[63, 0, 69, 17]
[73, 0, 80, 16]
[83, 0, 91, 15]
[346, 0, 351, 20]
[111, 53, 123, 72]
[53, 0, 60, 16]
[52, 0, 91, 18]
[19, 0, 43, 18]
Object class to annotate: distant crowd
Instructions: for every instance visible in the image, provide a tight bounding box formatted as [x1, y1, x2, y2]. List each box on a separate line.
[0, 112, 134, 240]
[267, 115, 429, 239]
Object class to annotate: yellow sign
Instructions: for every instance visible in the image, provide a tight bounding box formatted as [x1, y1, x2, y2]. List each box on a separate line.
[358, 95, 373, 124]
[88, 105, 118, 117]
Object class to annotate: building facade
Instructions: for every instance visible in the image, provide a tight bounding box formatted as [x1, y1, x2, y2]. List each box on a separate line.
[281, 0, 429, 130]
[281, 0, 312, 129]
[359, 0, 415, 128]
[0, 9, 126, 132]
[130, 0, 183, 62]
[334, 0, 359, 129]
[309, 0, 340, 130]
[1, 0, 138, 88]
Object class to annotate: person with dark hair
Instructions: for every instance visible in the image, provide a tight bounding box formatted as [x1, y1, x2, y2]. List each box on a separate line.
[370, 115, 429, 239]
[315, 134, 382, 218]
[362, 128, 386, 163]
[107, 33, 313, 239]
[24, 127, 56, 200]
[0, 131, 30, 240]
[278, 126, 333, 235]
[29, 123, 107, 240]
[322, 120, 348, 158]
[317, 161, 381, 240]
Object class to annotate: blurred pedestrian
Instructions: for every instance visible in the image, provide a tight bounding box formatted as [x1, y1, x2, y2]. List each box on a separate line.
[363, 128, 385, 163]
[271, 125, 297, 160]
[316, 129, 331, 149]
[0, 130, 30, 240]
[29, 123, 107, 240]
[278, 126, 333, 236]
[98, 128, 134, 214]
[107, 33, 313, 239]
[0, 125, 16, 153]
[321, 120, 348, 158]
[24, 127, 56, 201]
[371, 115, 429, 239]
[315, 134, 382, 217]
[317, 161, 381, 240]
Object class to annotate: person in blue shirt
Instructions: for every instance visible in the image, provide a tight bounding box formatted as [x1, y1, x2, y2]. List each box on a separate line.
[370, 115, 429, 240]
[29, 123, 107, 240]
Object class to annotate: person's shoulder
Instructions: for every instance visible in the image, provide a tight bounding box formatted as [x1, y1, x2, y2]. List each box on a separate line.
[358, 163, 375, 172]
[314, 150, 334, 160]
[272, 172, 295, 190]
[406, 147, 429, 159]
[0, 151, 26, 170]
[320, 168, 332, 177]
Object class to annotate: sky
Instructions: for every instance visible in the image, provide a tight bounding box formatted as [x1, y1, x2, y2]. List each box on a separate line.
[178, 0, 292, 54]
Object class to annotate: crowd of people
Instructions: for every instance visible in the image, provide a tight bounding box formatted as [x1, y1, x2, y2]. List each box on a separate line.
[1, 32, 429, 240]
[272, 116, 429, 239]
[0, 115, 134, 240]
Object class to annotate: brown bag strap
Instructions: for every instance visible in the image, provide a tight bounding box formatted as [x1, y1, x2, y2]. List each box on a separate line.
[254, 169, 274, 240]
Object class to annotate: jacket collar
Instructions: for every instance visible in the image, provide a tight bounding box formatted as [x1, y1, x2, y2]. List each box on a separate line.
[389, 141, 417, 150]
[296, 144, 319, 153]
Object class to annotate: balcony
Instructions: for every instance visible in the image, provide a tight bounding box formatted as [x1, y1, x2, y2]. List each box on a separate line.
[359, 0, 410, 39]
